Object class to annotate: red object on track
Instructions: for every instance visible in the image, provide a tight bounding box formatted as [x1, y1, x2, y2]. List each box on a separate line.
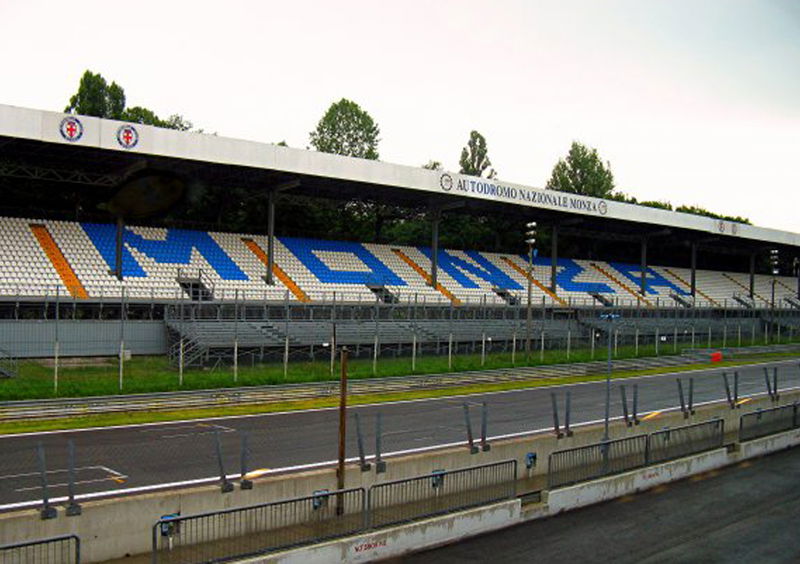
[711, 351, 723, 362]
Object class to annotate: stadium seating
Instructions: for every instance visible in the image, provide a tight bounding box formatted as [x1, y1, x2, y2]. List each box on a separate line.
[1, 216, 797, 308]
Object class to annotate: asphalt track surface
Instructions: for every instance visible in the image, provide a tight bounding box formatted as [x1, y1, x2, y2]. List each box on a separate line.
[0, 359, 798, 509]
[400, 444, 800, 564]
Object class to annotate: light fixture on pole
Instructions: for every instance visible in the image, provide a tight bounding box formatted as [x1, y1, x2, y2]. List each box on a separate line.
[769, 249, 779, 309]
[524, 221, 537, 360]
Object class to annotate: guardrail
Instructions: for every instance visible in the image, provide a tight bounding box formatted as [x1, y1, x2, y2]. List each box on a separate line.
[648, 419, 725, 464]
[0, 534, 80, 563]
[739, 404, 798, 442]
[548, 435, 648, 489]
[152, 461, 517, 564]
[368, 460, 517, 529]
[152, 488, 366, 564]
[0, 352, 727, 421]
[548, 419, 726, 489]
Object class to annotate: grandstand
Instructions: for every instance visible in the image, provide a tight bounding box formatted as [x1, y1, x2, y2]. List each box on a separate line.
[0, 103, 798, 368]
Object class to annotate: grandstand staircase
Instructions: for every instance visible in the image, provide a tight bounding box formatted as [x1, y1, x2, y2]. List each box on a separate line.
[784, 295, 800, 309]
[670, 293, 693, 308]
[500, 257, 567, 306]
[590, 263, 652, 306]
[661, 267, 719, 307]
[732, 293, 756, 309]
[722, 273, 770, 307]
[367, 284, 400, 304]
[492, 287, 520, 305]
[590, 292, 614, 307]
[176, 268, 215, 301]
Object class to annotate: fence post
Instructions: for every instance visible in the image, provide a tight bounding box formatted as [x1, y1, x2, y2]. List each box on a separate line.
[239, 431, 253, 490]
[723, 372, 734, 408]
[564, 390, 573, 436]
[462, 403, 478, 454]
[119, 286, 126, 391]
[540, 331, 545, 362]
[375, 412, 386, 473]
[688, 377, 695, 415]
[411, 331, 417, 372]
[354, 412, 371, 471]
[734, 371, 740, 408]
[550, 393, 563, 438]
[677, 378, 688, 418]
[37, 443, 56, 520]
[566, 329, 571, 361]
[620, 385, 631, 426]
[215, 430, 233, 493]
[773, 367, 779, 401]
[635, 328, 639, 356]
[54, 286, 60, 395]
[511, 331, 517, 365]
[480, 402, 490, 451]
[632, 383, 639, 425]
[66, 439, 81, 516]
[763, 367, 774, 400]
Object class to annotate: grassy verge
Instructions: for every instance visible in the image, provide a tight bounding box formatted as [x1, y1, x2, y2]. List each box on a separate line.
[0, 354, 794, 435]
[2, 336, 798, 402]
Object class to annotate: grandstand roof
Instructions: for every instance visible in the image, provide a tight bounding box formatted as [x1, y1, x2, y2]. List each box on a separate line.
[1, 103, 798, 253]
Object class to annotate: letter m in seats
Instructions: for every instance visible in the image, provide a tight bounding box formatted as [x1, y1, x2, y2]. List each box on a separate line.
[82, 224, 248, 280]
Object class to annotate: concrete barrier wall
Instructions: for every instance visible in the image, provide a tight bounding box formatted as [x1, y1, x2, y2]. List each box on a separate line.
[255, 427, 800, 563]
[0, 389, 797, 562]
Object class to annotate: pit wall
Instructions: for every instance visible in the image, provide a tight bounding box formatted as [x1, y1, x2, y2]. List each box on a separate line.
[246, 427, 800, 563]
[0, 389, 797, 563]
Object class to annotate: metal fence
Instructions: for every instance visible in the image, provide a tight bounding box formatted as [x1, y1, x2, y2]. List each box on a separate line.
[368, 460, 518, 529]
[739, 404, 798, 442]
[0, 535, 80, 564]
[152, 488, 366, 564]
[549, 420, 726, 489]
[648, 419, 725, 464]
[547, 435, 648, 489]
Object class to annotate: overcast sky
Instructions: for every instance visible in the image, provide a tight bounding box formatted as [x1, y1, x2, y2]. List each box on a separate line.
[2, 0, 798, 232]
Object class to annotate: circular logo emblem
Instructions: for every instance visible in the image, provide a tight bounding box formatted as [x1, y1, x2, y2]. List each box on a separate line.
[59, 116, 83, 142]
[717, 220, 726, 233]
[116, 125, 139, 149]
[439, 173, 453, 192]
[598, 200, 608, 215]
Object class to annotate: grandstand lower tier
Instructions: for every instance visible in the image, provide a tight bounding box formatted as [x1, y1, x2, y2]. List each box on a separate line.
[0, 216, 798, 308]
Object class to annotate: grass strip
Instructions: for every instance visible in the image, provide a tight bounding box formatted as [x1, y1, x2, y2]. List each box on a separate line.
[0, 355, 793, 435]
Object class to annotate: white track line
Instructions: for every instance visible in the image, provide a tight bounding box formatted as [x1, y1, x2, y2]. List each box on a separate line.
[2, 358, 796, 439]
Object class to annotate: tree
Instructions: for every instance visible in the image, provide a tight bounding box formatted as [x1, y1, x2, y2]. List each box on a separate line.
[422, 160, 442, 171]
[459, 131, 496, 178]
[309, 98, 380, 159]
[64, 70, 125, 119]
[546, 141, 614, 198]
[64, 70, 192, 130]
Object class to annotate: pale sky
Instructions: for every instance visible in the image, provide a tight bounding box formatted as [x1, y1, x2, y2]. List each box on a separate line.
[2, 0, 798, 232]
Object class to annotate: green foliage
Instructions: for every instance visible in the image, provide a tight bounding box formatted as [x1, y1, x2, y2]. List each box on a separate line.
[64, 70, 126, 119]
[546, 141, 615, 197]
[64, 69, 191, 131]
[309, 98, 380, 159]
[422, 160, 443, 170]
[675, 205, 750, 225]
[459, 130, 496, 178]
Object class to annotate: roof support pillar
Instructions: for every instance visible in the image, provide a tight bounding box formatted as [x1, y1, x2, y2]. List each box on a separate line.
[690, 242, 697, 297]
[430, 211, 441, 289]
[265, 190, 276, 285]
[114, 216, 124, 282]
[749, 252, 756, 299]
[551, 224, 558, 294]
[640, 237, 648, 296]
